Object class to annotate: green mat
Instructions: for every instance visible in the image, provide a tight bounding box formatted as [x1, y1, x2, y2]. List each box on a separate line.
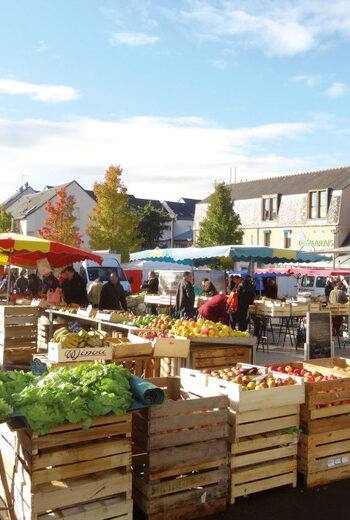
[129, 375, 164, 408]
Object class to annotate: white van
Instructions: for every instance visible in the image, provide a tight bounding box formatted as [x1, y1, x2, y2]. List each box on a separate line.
[74, 257, 131, 294]
[300, 274, 349, 298]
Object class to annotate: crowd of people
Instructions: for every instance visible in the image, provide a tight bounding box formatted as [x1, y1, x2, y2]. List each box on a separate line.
[0, 266, 129, 311]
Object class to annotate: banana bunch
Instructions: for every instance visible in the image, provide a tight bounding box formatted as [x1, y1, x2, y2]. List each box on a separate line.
[85, 329, 108, 347]
[52, 327, 108, 348]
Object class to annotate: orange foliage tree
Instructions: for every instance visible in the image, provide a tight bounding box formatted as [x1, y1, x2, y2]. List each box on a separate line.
[38, 187, 83, 247]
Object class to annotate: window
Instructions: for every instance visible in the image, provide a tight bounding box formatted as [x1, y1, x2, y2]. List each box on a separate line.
[301, 276, 314, 288]
[262, 195, 278, 221]
[284, 230, 292, 249]
[308, 190, 327, 219]
[264, 232, 271, 246]
[316, 276, 326, 288]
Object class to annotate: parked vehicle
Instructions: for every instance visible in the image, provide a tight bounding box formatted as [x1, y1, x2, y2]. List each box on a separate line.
[74, 253, 131, 294]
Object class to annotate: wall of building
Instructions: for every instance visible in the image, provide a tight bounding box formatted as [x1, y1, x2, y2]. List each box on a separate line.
[194, 189, 345, 251]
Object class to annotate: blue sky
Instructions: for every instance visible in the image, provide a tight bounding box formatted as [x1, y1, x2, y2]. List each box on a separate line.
[0, 0, 350, 202]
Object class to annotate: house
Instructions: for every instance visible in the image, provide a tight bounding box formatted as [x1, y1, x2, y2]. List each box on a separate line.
[128, 196, 199, 248]
[162, 198, 200, 247]
[5, 181, 96, 248]
[3, 182, 37, 210]
[193, 167, 350, 251]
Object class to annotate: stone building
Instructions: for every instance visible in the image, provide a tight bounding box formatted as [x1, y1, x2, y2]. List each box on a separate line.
[193, 167, 350, 251]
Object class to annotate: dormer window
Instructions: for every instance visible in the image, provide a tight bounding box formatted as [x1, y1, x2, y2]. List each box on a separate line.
[262, 195, 278, 221]
[308, 189, 327, 219]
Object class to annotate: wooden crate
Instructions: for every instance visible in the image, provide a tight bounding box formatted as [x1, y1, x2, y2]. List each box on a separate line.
[305, 357, 350, 377]
[190, 344, 253, 372]
[0, 414, 132, 520]
[38, 495, 132, 519]
[132, 376, 229, 519]
[271, 362, 350, 434]
[181, 368, 301, 504]
[298, 428, 350, 487]
[33, 353, 161, 378]
[132, 376, 228, 451]
[0, 305, 38, 367]
[37, 322, 64, 349]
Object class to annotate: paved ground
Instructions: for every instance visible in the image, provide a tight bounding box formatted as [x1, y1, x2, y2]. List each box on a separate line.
[204, 477, 350, 520]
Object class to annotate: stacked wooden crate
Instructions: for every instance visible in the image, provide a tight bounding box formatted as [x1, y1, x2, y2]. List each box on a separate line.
[296, 363, 350, 487]
[0, 305, 38, 368]
[0, 414, 132, 520]
[132, 376, 229, 520]
[181, 366, 304, 504]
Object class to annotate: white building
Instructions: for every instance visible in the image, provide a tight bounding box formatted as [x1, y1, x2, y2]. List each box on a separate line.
[5, 181, 95, 249]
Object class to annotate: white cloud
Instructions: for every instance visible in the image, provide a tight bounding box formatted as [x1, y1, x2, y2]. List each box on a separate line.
[210, 59, 228, 69]
[37, 40, 48, 53]
[110, 32, 159, 46]
[0, 79, 80, 103]
[0, 115, 317, 202]
[292, 75, 318, 87]
[325, 81, 348, 98]
[173, 0, 350, 56]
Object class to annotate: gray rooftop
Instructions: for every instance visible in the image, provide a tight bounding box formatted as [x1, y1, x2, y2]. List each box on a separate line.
[200, 166, 350, 203]
[7, 182, 71, 219]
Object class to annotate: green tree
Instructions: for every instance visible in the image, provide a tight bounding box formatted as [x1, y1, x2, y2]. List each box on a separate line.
[38, 187, 83, 247]
[197, 183, 243, 247]
[87, 165, 141, 261]
[0, 205, 16, 232]
[135, 202, 170, 249]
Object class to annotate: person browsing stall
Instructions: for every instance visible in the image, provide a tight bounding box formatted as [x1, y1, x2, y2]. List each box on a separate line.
[198, 294, 229, 324]
[99, 272, 128, 311]
[175, 271, 195, 319]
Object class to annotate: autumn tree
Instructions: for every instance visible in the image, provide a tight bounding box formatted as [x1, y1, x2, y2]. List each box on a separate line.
[135, 202, 170, 249]
[87, 165, 141, 261]
[38, 187, 83, 247]
[197, 183, 243, 247]
[0, 205, 16, 232]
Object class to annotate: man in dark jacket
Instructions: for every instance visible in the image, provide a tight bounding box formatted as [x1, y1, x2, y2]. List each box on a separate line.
[61, 266, 88, 306]
[236, 275, 255, 331]
[141, 271, 159, 315]
[201, 278, 218, 297]
[99, 272, 127, 311]
[175, 271, 195, 318]
[15, 270, 29, 295]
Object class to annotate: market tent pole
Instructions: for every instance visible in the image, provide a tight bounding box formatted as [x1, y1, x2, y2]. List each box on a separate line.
[6, 252, 12, 304]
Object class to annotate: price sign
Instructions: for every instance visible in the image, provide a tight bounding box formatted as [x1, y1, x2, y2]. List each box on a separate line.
[68, 320, 83, 333]
[305, 311, 333, 359]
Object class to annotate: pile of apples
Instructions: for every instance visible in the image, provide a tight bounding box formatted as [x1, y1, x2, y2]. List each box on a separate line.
[132, 329, 174, 340]
[169, 318, 250, 338]
[204, 366, 296, 391]
[268, 364, 340, 382]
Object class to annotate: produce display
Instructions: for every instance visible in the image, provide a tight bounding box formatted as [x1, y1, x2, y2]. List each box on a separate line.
[169, 318, 250, 338]
[269, 364, 340, 382]
[123, 314, 176, 330]
[0, 364, 133, 435]
[126, 291, 146, 307]
[109, 311, 135, 323]
[52, 326, 108, 348]
[205, 365, 297, 390]
[131, 329, 174, 340]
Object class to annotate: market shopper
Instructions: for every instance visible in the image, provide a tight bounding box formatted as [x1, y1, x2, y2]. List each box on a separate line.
[99, 272, 127, 311]
[201, 278, 218, 297]
[325, 277, 335, 303]
[61, 266, 88, 306]
[175, 271, 195, 319]
[88, 277, 103, 308]
[264, 278, 278, 299]
[141, 271, 159, 315]
[236, 275, 255, 331]
[27, 273, 42, 298]
[329, 280, 348, 335]
[198, 293, 229, 324]
[44, 274, 62, 304]
[227, 276, 241, 329]
[15, 270, 29, 295]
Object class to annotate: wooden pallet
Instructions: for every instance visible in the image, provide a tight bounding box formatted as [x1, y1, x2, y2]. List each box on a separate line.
[0, 414, 132, 520]
[298, 427, 350, 487]
[37, 322, 64, 349]
[189, 343, 253, 372]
